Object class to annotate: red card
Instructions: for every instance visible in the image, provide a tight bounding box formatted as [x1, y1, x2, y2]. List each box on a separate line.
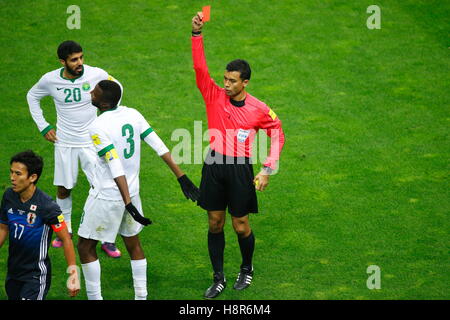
[202, 5, 211, 22]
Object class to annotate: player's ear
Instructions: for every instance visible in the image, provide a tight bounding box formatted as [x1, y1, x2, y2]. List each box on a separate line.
[29, 173, 38, 184]
[243, 79, 249, 88]
[59, 59, 67, 67]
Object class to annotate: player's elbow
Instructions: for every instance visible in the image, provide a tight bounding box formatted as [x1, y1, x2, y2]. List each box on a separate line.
[26, 91, 38, 107]
[26, 90, 33, 102]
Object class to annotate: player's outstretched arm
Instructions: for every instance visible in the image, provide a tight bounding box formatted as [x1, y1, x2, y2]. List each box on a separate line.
[0, 224, 8, 248]
[56, 226, 80, 297]
[160, 152, 200, 202]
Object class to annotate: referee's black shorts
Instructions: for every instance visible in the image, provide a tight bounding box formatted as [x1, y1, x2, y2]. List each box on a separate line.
[197, 149, 258, 217]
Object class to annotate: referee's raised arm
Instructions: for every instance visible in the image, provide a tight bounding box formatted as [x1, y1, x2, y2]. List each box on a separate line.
[191, 11, 221, 104]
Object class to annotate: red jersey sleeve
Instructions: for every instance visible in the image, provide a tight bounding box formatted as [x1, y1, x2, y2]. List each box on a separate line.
[259, 107, 285, 170]
[191, 35, 222, 108]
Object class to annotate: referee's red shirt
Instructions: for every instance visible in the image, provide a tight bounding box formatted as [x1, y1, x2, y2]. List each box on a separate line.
[192, 35, 285, 170]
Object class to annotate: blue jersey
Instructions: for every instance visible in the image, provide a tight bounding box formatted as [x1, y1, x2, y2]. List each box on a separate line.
[0, 188, 63, 282]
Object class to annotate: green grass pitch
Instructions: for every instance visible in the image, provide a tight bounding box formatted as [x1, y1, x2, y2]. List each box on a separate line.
[0, 0, 448, 300]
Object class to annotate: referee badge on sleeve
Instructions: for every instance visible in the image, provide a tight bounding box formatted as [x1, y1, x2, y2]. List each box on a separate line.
[268, 108, 277, 120]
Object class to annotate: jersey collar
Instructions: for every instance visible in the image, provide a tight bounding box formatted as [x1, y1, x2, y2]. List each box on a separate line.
[230, 98, 246, 107]
[59, 66, 84, 83]
[99, 106, 118, 115]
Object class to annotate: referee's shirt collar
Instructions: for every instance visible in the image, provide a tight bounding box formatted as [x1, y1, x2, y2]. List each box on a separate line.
[230, 98, 246, 107]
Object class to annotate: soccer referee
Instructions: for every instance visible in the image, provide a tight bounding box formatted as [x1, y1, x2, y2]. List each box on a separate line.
[191, 11, 285, 299]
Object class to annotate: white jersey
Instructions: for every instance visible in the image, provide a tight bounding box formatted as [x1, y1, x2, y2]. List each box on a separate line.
[27, 64, 121, 147]
[88, 106, 169, 200]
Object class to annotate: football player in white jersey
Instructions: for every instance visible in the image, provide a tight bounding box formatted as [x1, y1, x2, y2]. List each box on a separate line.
[27, 41, 122, 257]
[77, 80, 199, 300]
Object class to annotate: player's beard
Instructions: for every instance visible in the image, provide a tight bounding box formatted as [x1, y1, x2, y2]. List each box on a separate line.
[66, 64, 83, 77]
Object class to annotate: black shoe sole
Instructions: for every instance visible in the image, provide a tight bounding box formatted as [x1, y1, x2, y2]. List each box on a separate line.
[233, 283, 251, 290]
[204, 282, 226, 299]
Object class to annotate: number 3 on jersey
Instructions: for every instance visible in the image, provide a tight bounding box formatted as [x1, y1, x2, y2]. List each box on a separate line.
[122, 124, 135, 159]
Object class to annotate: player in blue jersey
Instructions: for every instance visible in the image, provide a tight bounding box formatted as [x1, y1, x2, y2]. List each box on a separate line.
[0, 150, 79, 300]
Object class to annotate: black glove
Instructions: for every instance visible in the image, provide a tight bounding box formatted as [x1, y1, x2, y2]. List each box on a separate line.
[177, 174, 200, 202]
[125, 203, 152, 226]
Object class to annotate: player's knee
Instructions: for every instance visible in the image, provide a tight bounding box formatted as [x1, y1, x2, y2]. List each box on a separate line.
[77, 239, 87, 254]
[77, 238, 96, 259]
[123, 236, 145, 260]
[208, 212, 225, 233]
[208, 219, 224, 233]
[234, 226, 250, 238]
[232, 219, 250, 238]
[57, 186, 71, 199]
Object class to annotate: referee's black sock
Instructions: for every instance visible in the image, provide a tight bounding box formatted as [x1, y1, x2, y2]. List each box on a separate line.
[208, 231, 225, 274]
[238, 231, 255, 271]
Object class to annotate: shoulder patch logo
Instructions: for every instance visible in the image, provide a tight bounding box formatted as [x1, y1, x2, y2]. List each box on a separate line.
[268, 108, 277, 121]
[92, 134, 101, 145]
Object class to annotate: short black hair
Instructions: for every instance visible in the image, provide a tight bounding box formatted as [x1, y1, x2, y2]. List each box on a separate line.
[226, 59, 251, 80]
[57, 40, 83, 60]
[97, 80, 122, 108]
[10, 150, 44, 185]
